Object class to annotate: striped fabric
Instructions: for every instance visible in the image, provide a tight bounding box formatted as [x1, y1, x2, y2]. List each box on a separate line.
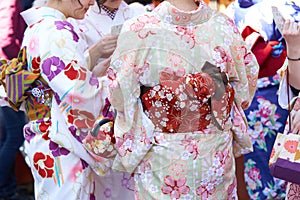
[0, 47, 39, 110]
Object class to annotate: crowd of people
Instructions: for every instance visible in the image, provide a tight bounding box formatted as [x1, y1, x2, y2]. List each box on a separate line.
[0, 0, 299, 199]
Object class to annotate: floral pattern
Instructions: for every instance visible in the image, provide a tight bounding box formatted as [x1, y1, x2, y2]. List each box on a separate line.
[108, 1, 258, 199]
[244, 75, 288, 199]
[20, 6, 134, 200]
[33, 152, 55, 178]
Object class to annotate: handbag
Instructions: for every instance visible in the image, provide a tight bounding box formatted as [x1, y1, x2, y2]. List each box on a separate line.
[269, 66, 300, 185]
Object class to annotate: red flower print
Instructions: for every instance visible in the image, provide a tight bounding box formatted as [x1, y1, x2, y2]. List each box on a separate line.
[248, 167, 261, 181]
[64, 60, 87, 81]
[31, 56, 41, 73]
[270, 148, 275, 159]
[67, 109, 96, 129]
[33, 152, 55, 178]
[161, 176, 190, 199]
[284, 140, 299, 153]
[287, 183, 300, 200]
[39, 120, 52, 140]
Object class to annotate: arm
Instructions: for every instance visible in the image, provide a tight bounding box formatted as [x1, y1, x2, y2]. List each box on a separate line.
[36, 21, 106, 130]
[282, 20, 300, 90]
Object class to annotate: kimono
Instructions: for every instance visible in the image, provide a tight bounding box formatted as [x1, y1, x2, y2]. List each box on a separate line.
[19, 7, 133, 200]
[225, 1, 290, 199]
[71, 1, 143, 67]
[108, 1, 259, 199]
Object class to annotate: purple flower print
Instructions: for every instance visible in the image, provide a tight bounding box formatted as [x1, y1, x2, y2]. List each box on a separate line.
[42, 56, 65, 81]
[81, 159, 88, 169]
[53, 92, 61, 105]
[55, 21, 79, 42]
[24, 126, 35, 142]
[49, 140, 70, 157]
[89, 73, 99, 88]
[104, 188, 112, 198]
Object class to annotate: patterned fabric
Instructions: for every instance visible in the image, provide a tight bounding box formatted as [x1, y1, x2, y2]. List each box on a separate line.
[0, 47, 40, 111]
[20, 6, 134, 200]
[244, 75, 288, 200]
[277, 62, 300, 200]
[99, 4, 118, 20]
[108, 1, 259, 199]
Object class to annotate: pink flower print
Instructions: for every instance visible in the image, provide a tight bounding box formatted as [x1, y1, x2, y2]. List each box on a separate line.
[115, 133, 134, 157]
[55, 21, 79, 42]
[89, 73, 99, 88]
[248, 167, 261, 181]
[226, 18, 239, 34]
[171, 8, 192, 23]
[196, 185, 215, 199]
[42, 56, 65, 81]
[167, 53, 184, 67]
[213, 46, 233, 72]
[287, 183, 300, 200]
[161, 176, 190, 199]
[175, 26, 196, 49]
[28, 36, 39, 55]
[130, 20, 145, 32]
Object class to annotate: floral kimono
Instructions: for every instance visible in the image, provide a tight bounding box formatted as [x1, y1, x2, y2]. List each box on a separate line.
[107, 1, 259, 199]
[19, 7, 133, 200]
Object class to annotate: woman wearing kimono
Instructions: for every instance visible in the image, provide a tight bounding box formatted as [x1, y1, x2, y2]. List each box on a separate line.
[70, 0, 145, 69]
[278, 19, 300, 200]
[68, 0, 147, 199]
[107, 0, 259, 199]
[225, 1, 291, 199]
[10, 0, 120, 199]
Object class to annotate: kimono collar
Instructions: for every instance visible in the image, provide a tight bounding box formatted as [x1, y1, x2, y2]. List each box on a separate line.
[21, 6, 67, 26]
[154, 1, 214, 26]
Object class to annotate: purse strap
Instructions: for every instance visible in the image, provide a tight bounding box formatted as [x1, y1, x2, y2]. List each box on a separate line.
[287, 66, 292, 132]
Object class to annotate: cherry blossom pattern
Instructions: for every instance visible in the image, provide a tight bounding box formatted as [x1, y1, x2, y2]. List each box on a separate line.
[175, 26, 196, 49]
[196, 150, 230, 198]
[141, 68, 214, 133]
[161, 175, 190, 199]
[33, 152, 55, 178]
[115, 132, 134, 157]
[130, 15, 160, 39]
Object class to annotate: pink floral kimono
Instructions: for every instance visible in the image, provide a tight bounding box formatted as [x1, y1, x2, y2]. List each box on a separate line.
[107, 1, 259, 199]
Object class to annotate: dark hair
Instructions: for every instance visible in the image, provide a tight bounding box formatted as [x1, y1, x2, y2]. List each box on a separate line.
[97, 0, 107, 6]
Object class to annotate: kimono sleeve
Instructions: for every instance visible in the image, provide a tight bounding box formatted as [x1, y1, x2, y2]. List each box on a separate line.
[36, 21, 104, 118]
[226, 26, 259, 157]
[108, 23, 155, 173]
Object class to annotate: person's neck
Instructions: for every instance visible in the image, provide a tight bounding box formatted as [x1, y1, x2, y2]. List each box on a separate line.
[166, 0, 198, 11]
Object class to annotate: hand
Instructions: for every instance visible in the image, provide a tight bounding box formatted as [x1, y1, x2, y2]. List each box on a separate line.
[291, 110, 300, 134]
[89, 34, 118, 67]
[95, 34, 118, 58]
[282, 20, 300, 58]
[92, 57, 111, 77]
